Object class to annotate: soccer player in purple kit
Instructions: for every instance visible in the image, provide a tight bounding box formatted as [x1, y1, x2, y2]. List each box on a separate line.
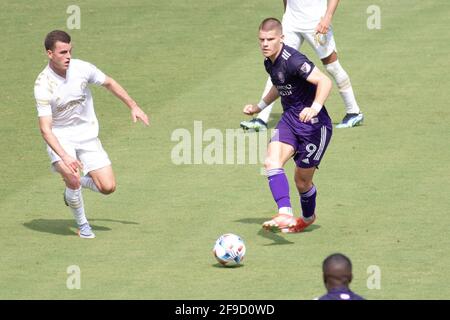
[241, 0, 363, 131]
[318, 253, 365, 300]
[243, 18, 332, 233]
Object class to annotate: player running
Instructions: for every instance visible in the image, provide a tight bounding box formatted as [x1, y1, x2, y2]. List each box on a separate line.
[243, 18, 332, 233]
[34, 30, 149, 239]
[241, 0, 363, 131]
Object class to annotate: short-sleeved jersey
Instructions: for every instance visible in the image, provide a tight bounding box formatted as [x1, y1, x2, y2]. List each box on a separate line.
[318, 287, 365, 300]
[265, 44, 331, 131]
[283, 0, 328, 32]
[264, 44, 317, 114]
[34, 59, 106, 142]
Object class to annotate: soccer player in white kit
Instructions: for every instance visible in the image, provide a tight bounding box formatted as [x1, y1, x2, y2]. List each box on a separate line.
[241, 0, 363, 130]
[34, 30, 149, 239]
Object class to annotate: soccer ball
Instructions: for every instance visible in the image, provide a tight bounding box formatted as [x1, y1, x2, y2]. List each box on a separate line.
[213, 233, 246, 266]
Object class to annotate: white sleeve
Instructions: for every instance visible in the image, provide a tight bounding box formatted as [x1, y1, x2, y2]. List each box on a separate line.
[34, 86, 52, 117]
[86, 62, 106, 86]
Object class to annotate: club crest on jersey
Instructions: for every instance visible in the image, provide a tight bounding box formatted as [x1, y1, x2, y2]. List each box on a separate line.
[277, 71, 285, 83]
[300, 62, 311, 74]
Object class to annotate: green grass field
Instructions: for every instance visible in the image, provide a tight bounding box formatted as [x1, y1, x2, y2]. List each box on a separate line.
[1, 0, 449, 300]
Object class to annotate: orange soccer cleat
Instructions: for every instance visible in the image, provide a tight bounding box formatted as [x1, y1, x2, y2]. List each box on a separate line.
[281, 215, 316, 233]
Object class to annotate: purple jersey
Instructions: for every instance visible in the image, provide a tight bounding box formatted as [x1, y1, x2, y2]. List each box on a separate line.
[318, 287, 365, 300]
[264, 44, 327, 116]
[267, 44, 332, 168]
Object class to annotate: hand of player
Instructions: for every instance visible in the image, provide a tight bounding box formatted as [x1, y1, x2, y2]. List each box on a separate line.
[299, 107, 319, 123]
[131, 106, 150, 126]
[243, 104, 261, 115]
[316, 16, 331, 34]
[61, 154, 83, 174]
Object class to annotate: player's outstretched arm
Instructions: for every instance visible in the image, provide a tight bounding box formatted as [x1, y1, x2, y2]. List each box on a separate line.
[102, 76, 149, 126]
[38, 116, 82, 174]
[299, 67, 332, 122]
[316, 0, 340, 34]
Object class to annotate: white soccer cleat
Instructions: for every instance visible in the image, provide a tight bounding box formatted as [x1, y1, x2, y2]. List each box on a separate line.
[240, 118, 268, 132]
[336, 113, 364, 129]
[77, 222, 96, 239]
[262, 213, 297, 232]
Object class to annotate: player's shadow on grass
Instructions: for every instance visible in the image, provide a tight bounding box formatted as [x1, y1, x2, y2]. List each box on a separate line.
[235, 217, 320, 246]
[23, 218, 139, 236]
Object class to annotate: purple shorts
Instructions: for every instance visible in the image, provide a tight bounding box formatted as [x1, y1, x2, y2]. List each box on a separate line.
[271, 110, 332, 168]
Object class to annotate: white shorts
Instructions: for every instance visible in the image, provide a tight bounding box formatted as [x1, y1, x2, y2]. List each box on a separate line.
[283, 26, 337, 60]
[47, 137, 111, 175]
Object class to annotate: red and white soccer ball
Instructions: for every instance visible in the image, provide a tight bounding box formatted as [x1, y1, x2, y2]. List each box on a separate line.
[213, 233, 246, 266]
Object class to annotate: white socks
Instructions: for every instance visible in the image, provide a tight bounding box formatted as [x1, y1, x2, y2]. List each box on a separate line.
[65, 187, 87, 226]
[65, 176, 98, 227]
[64, 177, 99, 228]
[279, 207, 294, 216]
[80, 176, 99, 193]
[324, 60, 360, 114]
[257, 77, 276, 124]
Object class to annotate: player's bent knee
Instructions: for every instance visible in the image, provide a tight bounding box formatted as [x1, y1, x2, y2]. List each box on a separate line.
[264, 157, 281, 170]
[64, 174, 81, 189]
[295, 181, 309, 193]
[98, 183, 116, 195]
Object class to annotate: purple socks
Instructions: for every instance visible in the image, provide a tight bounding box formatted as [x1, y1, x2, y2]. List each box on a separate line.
[267, 168, 292, 214]
[300, 185, 317, 219]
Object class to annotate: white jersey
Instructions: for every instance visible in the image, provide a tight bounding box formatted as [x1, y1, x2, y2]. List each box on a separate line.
[283, 0, 328, 32]
[34, 59, 106, 142]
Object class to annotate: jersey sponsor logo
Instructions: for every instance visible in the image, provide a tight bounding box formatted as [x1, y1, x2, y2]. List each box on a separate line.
[56, 95, 86, 113]
[277, 84, 292, 90]
[278, 90, 292, 96]
[276, 84, 293, 96]
[301, 158, 310, 164]
[300, 62, 311, 74]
